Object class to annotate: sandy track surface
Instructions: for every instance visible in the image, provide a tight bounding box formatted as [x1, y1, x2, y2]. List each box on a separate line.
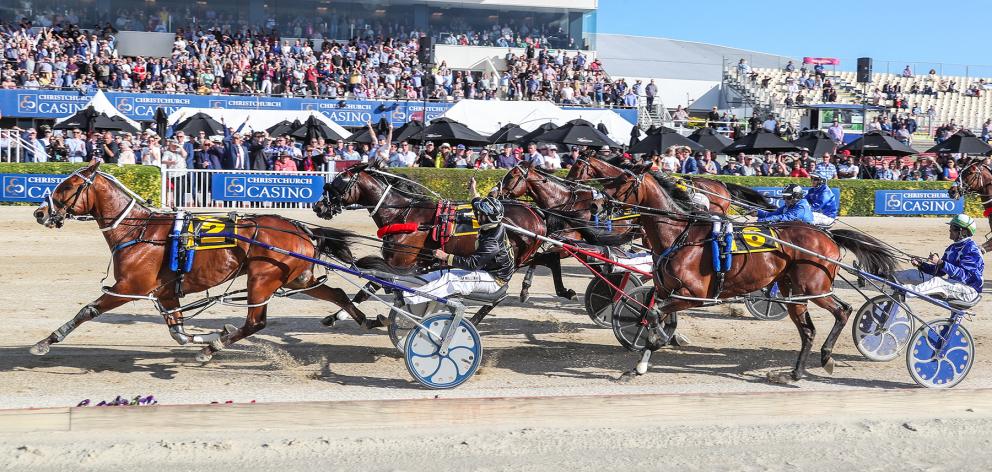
[2, 206, 991, 469]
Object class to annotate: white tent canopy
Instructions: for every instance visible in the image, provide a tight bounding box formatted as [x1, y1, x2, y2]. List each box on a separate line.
[165, 108, 349, 138]
[54, 89, 143, 130]
[440, 99, 640, 145]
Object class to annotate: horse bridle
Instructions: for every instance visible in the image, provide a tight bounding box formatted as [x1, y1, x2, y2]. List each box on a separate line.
[44, 169, 96, 227]
[955, 161, 992, 205]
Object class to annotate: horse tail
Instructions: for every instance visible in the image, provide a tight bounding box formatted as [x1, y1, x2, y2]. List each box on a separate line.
[723, 182, 776, 210]
[544, 211, 635, 247]
[829, 228, 900, 278]
[354, 255, 418, 275]
[311, 227, 357, 263]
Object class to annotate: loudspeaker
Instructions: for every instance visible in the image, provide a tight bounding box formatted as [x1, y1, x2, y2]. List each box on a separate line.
[418, 36, 433, 63]
[857, 57, 872, 83]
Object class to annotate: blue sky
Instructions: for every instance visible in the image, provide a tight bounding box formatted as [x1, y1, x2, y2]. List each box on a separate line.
[597, 1, 992, 75]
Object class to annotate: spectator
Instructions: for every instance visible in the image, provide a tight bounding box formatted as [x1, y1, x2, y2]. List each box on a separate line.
[495, 144, 518, 169]
[836, 153, 858, 179]
[680, 151, 700, 174]
[876, 161, 897, 180]
[672, 105, 689, 127]
[827, 120, 844, 147]
[720, 157, 745, 175]
[645, 79, 657, 109]
[562, 146, 580, 168]
[814, 152, 838, 179]
[222, 129, 249, 170]
[117, 141, 136, 165]
[22, 128, 48, 163]
[435, 142, 452, 168]
[902, 65, 913, 77]
[543, 145, 562, 170]
[391, 141, 417, 167]
[700, 153, 719, 174]
[523, 142, 543, 167]
[789, 160, 810, 177]
[660, 147, 680, 172]
[65, 129, 87, 163]
[943, 158, 959, 181]
[476, 151, 495, 169]
[762, 115, 777, 133]
[416, 142, 437, 167]
[707, 107, 721, 129]
[273, 152, 297, 171]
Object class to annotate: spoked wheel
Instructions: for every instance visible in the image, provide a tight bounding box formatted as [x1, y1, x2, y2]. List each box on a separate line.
[404, 313, 482, 389]
[744, 286, 789, 321]
[584, 272, 643, 328]
[852, 294, 915, 362]
[388, 304, 425, 351]
[611, 286, 675, 351]
[907, 320, 974, 388]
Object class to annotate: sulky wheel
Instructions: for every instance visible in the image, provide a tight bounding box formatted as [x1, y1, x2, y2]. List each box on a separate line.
[584, 272, 644, 328]
[907, 320, 974, 388]
[404, 313, 482, 389]
[610, 285, 675, 351]
[744, 287, 789, 321]
[852, 294, 915, 362]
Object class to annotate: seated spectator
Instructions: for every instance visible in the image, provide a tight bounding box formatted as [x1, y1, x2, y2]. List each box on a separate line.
[814, 152, 838, 179]
[789, 160, 810, 178]
[720, 157, 745, 175]
[274, 153, 297, 171]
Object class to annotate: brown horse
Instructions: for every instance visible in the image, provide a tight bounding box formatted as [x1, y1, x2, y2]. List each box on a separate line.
[31, 160, 372, 362]
[570, 155, 898, 382]
[565, 154, 776, 214]
[312, 162, 549, 319]
[949, 156, 992, 251]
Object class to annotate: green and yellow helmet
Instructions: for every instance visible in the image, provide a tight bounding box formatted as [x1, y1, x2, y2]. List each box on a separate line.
[947, 214, 977, 236]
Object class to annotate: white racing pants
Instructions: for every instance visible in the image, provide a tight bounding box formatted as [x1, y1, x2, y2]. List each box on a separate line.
[403, 269, 503, 306]
[612, 252, 654, 274]
[812, 212, 835, 226]
[894, 269, 980, 305]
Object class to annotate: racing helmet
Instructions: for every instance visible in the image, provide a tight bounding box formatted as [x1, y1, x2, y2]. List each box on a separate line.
[810, 172, 829, 184]
[472, 196, 505, 226]
[780, 183, 806, 201]
[947, 213, 977, 236]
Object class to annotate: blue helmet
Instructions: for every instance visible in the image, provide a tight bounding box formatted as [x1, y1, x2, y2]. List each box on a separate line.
[811, 172, 829, 184]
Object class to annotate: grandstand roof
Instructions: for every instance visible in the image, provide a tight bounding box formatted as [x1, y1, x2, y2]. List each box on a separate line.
[594, 34, 796, 82]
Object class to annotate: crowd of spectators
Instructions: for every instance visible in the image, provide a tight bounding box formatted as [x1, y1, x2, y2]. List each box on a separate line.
[1, 13, 612, 105]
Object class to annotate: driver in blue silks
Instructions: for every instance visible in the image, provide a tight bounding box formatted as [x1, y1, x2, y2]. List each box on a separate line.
[756, 183, 813, 224]
[897, 214, 985, 304]
[806, 173, 839, 225]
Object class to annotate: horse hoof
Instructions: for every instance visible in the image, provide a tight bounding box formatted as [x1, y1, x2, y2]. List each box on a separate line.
[222, 324, 238, 336]
[669, 333, 691, 348]
[29, 342, 50, 356]
[823, 357, 835, 375]
[321, 314, 337, 327]
[562, 289, 576, 300]
[519, 289, 530, 303]
[196, 350, 214, 363]
[766, 371, 797, 384]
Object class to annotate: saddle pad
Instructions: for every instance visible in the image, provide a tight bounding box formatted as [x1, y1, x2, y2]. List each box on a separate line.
[185, 215, 239, 250]
[730, 226, 780, 254]
[452, 203, 480, 237]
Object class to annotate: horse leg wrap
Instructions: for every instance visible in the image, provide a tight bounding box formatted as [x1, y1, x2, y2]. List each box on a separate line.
[51, 304, 101, 343]
[635, 349, 653, 375]
[520, 266, 536, 302]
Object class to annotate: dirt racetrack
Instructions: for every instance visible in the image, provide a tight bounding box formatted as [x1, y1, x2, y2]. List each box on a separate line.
[2, 206, 992, 470]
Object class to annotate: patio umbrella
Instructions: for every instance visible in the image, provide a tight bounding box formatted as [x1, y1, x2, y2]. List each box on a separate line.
[415, 117, 489, 146]
[345, 126, 377, 145]
[393, 119, 426, 143]
[722, 128, 799, 154]
[839, 130, 916, 157]
[791, 130, 836, 159]
[266, 120, 298, 137]
[515, 122, 559, 145]
[628, 129, 705, 154]
[527, 119, 621, 148]
[175, 112, 225, 136]
[290, 115, 348, 142]
[628, 125, 641, 147]
[688, 127, 733, 153]
[924, 129, 992, 155]
[488, 123, 529, 144]
[107, 115, 141, 134]
[53, 107, 104, 132]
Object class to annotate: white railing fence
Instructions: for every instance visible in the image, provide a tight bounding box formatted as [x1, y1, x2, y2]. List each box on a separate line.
[160, 168, 336, 210]
[0, 129, 31, 163]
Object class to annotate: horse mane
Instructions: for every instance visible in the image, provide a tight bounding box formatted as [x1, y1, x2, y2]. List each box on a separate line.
[645, 171, 696, 213]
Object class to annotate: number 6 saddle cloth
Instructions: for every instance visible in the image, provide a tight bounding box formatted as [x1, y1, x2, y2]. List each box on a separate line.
[729, 225, 780, 254]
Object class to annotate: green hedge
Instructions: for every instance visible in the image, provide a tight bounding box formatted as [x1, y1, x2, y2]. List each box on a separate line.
[390, 168, 979, 217]
[0, 163, 162, 206]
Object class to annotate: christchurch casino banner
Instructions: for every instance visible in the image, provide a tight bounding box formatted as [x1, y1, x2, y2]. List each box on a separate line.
[0, 90, 638, 127]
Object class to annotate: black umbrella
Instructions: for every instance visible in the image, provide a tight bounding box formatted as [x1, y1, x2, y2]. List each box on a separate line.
[688, 127, 733, 153]
[54, 107, 99, 131]
[266, 120, 298, 137]
[488, 123, 529, 144]
[629, 125, 641, 148]
[154, 107, 169, 138]
[629, 129, 705, 155]
[722, 128, 799, 154]
[415, 117, 489, 145]
[345, 126, 377, 144]
[290, 115, 348, 142]
[515, 122, 559, 145]
[924, 129, 992, 155]
[107, 115, 140, 134]
[791, 130, 836, 159]
[175, 112, 225, 136]
[394, 119, 426, 143]
[527, 119, 621, 148]
[839, 130, 916, 157]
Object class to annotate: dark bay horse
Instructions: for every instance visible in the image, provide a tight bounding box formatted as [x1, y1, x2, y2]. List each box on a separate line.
[32, 160, 371, 362]
[949, 156, 992, 251]
[312, 163, 549, 318]
[565, 155, 776, 214]
[570, 156, 899, 382]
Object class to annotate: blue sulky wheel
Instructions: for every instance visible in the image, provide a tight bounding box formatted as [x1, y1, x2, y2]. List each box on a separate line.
[404, 313, 482, 389]
[852, 295, 915, 362]
[907, 320, 974, 388]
